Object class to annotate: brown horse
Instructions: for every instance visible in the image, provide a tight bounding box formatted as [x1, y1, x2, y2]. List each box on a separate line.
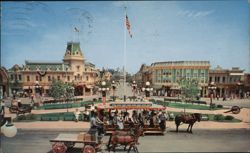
[175, 113, 201, 133]
[108, 125, 143, 153]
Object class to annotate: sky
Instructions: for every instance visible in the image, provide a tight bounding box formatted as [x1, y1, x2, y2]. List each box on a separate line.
[1, 1, 250, 74]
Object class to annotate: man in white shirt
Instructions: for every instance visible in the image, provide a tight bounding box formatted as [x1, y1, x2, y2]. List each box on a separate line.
[74, 108, 80, 122]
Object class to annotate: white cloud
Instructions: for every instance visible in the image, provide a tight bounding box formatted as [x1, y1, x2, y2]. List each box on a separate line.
[178, 10, 214, 18]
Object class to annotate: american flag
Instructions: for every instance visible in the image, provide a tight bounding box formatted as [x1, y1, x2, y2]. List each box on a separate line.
[126, 15, 132, 38]
[74, 27, 79, 32]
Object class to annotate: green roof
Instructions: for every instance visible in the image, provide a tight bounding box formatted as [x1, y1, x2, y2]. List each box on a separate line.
[24, 60, 69, 71]
[66, 42, 82, 55]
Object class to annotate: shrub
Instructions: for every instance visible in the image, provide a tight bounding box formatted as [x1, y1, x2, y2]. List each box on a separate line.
[217, 104, 223, 108]
[16, 115, 26, 120]
[214, 114, 224, 121]
[224, 115, 234, 120]
[210, 103, 216, 109]
[149, 99, 155, 102]
[201, 114, 209, 121]
[164, 102, 170, 106]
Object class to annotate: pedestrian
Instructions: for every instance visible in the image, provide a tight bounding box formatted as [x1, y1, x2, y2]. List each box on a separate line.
[1, 100, 5, 116]
[74, 108, 80, 122]
[89, 111, 103, 143]
[83, 108, 90, 121]
[117, 114, 124, 130]
[159, 112, 166, 131]
[223, 94, 226, 101]
[31, 94, 34, 102]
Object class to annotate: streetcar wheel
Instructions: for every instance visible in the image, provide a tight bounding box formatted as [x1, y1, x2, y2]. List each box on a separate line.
[83, 145, 96, 153]
[52, 142, 67, 153]
[232, 106, 241, 114]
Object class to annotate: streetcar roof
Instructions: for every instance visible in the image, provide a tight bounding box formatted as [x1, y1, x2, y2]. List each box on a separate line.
[96, 101, 166, 110]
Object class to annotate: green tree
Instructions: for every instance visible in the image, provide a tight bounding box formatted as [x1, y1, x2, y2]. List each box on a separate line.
[178, 78, 200, 112]
[48, 79, 65, 101]
[48, 79, 74, 112]
[64, 83, 75, 101]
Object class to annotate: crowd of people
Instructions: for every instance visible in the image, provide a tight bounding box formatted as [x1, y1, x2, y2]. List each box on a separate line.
[93, 109, 168, 131]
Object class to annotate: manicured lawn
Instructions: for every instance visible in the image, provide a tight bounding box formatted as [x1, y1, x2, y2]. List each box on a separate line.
[168, 111, 241, 123]
[34, 100, 101, 110]
[167, 102, 224, 110]
[13, 112, 86, 122]
[150, 99, 225, 110]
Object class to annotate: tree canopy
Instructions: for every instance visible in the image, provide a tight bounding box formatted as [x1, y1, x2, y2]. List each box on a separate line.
[48, 79, 74, 101]
[178, 78, 200, 102]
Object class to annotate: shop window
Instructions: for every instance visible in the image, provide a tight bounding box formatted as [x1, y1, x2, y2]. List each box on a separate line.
[18, 74, 22, 81]
[48, 76, 51, 81]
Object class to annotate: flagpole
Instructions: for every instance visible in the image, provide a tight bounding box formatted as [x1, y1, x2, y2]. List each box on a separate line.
[123, 6, 127, 102]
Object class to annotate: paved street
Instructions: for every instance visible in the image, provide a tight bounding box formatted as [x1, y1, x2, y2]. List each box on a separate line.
[115, 81, 134, 99]
[1, 129, 250, 153]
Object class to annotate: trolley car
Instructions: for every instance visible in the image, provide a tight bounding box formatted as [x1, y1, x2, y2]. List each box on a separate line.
[97, 101, 166, 135]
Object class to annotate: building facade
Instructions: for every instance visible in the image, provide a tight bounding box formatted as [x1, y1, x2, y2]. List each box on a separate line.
[150, 61, 210, 97]
[133, 64, 152, 89]
[8, 42, 99, 97]
[209, 66, 245, 98]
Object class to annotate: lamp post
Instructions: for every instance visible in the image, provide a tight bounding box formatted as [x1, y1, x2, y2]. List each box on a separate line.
[142, 81, 153, 100]
[208, 82, 216, 109]
[98, 81, 109, 105]
[132, 81, 137, 97]
[34, 81, 42, 104]
[65, 86, 74, 113]
[111, 81, 116, 101]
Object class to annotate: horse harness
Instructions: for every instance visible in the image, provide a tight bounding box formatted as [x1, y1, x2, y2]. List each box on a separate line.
[181, 114, 196, 123]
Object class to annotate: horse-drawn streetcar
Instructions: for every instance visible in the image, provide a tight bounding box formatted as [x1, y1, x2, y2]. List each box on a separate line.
[96, 101, 167, 135]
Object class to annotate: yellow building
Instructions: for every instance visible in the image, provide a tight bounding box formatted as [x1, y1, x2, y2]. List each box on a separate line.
[135, 61, 210, 97]
[8, 42, 99, 96]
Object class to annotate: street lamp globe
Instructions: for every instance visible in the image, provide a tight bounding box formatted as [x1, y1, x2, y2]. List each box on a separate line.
[146, 81, 150, 86]
[133, 80, 136, 84]
[106, 88, 110, 91]
[1, 123, 17, 138]
[101, 81, 106, 86]
[142, 87, 145, 91]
